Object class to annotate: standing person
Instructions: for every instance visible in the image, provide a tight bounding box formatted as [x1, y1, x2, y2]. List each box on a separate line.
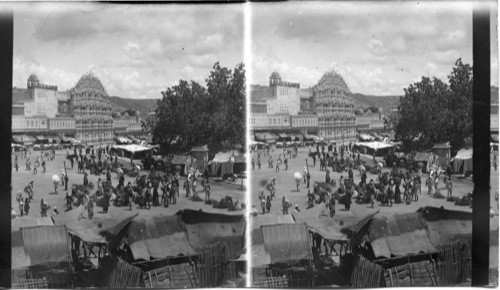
[40, 199, 49, 217]
[394, 181, 401, 204]
[325, 170, 331, 184]
[494, 152, 498, 171]
[446, 178, 453, 198]
[119, 173, 125, 188]
[64, 173, 69, 191]
[106, 169, 112, 186]
[266, 178, 276, 199]
[266, 195, 272, 213]
[87, 198, 94, 220]
[18, 197, 24, 217]
[14, 160, 18, 172]
[345, 187, 352, 211]
[303, 167, 308, 184]
[434, 174, 439, 195]
[284, 157, 288, 171]
[260, 195, 266, 214]
[282, 197, 289, 215]
[83, 172, 89, 187]
[312, 154, 316, 167]
[328, 195, 336, 217]
[295, 176, 301, 192]
[257, 158, 261, 170]
[65, 192, 73, 207]
[70, 156, 74, 169]
[251, 158, 255, 170]
[426, 176, 433, 195]
[153, 185, 159, 206]
[24, 198, 30, 215]
[306, 170, 311, 189]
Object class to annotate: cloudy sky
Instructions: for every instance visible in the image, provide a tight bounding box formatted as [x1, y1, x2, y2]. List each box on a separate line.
[13, 3, 244, 99]
[251, 2, 498, 95]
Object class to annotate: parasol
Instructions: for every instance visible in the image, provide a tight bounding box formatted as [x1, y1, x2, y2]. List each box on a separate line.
[294, 172, 302, 181]
[52, 175, 60, 185]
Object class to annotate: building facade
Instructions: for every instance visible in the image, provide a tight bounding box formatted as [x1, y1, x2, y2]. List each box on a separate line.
[356, 113, 385, 133]
[313, 69, 356, 143]
[71, 73, 114, 144]
[12, 73, 144, 145]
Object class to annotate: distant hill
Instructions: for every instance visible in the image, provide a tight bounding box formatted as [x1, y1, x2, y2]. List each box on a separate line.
[351, 93, 401, 113]
[108, 96, 160, 117]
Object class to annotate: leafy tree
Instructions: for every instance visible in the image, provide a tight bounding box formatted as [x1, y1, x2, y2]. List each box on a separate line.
[395, 58, 472, 151]
[153, 62, 245, 154]
[364, 106, 380, 114]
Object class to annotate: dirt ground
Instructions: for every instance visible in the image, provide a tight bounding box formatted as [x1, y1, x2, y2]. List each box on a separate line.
[250, 147, 499, 269]
[11, 148, 246, 223]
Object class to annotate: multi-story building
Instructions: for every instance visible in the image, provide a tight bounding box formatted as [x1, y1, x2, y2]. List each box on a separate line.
[71, 73, 114, 144]
[356, 113, 385, 133]
[250, 72, 301, 116]
[12, 73, 145, 145]
[299, 88, 315, 114]
[313, 69, 356, 144]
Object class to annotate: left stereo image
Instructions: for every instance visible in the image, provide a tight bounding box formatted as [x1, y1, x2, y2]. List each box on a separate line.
[10, 3, 248, 288]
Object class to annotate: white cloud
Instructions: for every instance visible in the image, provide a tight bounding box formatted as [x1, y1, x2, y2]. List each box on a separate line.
[430, 50, 461, 64]
[187, 54, 218, 68]
[438, 29, 468, 49]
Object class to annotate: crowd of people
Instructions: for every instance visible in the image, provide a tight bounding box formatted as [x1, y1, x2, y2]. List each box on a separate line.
[13, 141, 241, 221]
[252, 141, 463, 218]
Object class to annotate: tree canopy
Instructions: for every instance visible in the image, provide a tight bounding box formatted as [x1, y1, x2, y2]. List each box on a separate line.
[152, 62, 245, 154]
[395, 59, 472, 152]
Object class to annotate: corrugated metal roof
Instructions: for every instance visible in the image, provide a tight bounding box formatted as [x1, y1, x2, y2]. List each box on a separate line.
[251, 214, 294, 232]
[127, 215, 186, 244]
[21, 225, 70, 266]
[367, 213, 438, 258]
[129, 232, 198, 261]
[111, 215, 199, 261]
[417, 206, 472, 247]
[260, 223, 311, 264]
[371, 229, 438, 258]
[12, 216, 53, 232]
[52, 205, 108, 244]
[179, 210, 246, 256]
[368, 212, 427, 241]
[292, 203, 365, 240]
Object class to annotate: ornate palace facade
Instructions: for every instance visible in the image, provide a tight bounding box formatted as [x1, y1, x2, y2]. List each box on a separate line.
[313, 69, 356, 144]
[71, 73, 114, 144]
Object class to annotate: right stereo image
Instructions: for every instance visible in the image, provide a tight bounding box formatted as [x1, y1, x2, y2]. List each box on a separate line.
[248, 1, 498, 287]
